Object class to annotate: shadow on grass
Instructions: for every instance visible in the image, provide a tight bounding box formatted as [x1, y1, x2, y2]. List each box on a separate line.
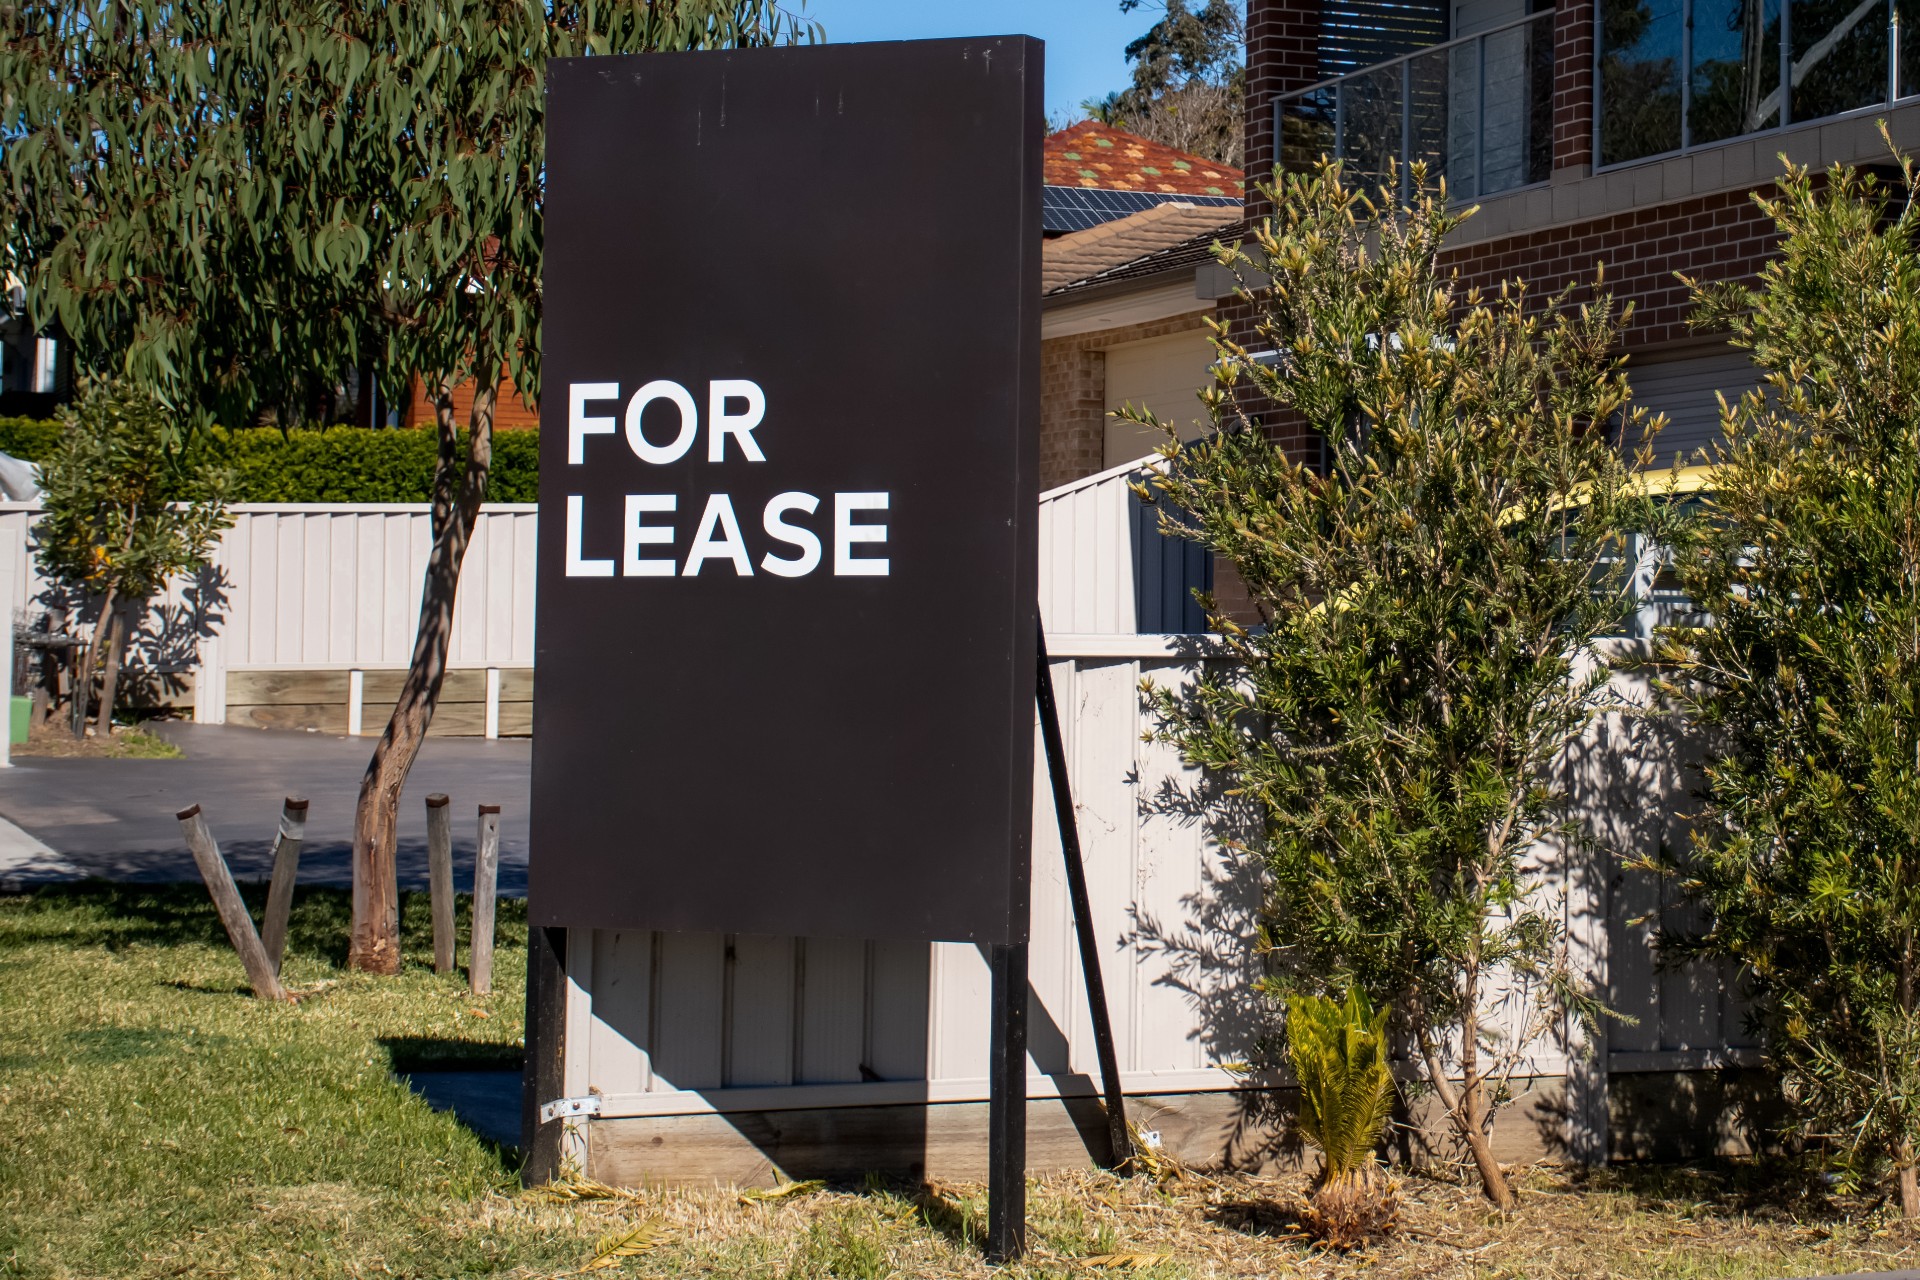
[0, 880, 528, 974]
[1205, 1195, 1314, 1241]
[380, 1035, 524, 1073]
[1564, 1157, 1844, 1223]
[912, 1181, 986, 1253]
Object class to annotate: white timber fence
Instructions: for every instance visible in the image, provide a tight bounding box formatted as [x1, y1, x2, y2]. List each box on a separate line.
[3, 466, 1752, 1168]
[3, 502, 538, 736]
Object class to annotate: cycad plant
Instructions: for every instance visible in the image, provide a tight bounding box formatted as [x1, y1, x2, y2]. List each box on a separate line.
[1288, 989, 1398, 1246]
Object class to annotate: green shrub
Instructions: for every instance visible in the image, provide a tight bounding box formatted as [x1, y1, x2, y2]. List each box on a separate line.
[0, 418, 541, 503]
[0, 416, 65, 462]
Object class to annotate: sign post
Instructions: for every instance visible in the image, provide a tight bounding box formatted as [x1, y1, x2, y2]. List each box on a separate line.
[528, 36, 1043, 1257]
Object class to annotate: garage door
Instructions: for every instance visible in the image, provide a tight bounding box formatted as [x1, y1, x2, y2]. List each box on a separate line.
[1628, 346, 1760, 468]
[1103, 329, 1217, 468]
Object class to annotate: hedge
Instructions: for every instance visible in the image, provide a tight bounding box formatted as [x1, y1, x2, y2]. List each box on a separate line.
[0, 417, 541, 504]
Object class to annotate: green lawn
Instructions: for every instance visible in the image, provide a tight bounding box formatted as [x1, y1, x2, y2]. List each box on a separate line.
[1, 883, 1916, 1279]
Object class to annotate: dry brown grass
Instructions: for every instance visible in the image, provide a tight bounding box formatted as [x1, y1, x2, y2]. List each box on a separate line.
[516, 1161, 1920, 1280]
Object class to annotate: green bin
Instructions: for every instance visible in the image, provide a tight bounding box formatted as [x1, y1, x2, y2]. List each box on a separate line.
[9, 696, 27, 746]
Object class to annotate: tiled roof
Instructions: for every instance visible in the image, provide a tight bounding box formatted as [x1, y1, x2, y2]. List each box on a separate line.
[1042, 202, 1243, 294]
[1042, 121, 1242, 198]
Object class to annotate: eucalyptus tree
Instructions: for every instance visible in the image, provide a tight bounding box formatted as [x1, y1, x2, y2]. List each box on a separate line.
[1131, 163, 1656, 1207]
[1, 0, 817, 973]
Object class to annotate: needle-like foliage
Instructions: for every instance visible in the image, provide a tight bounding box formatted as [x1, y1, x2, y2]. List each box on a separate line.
[1658, 145, 1920, 1216]
[1132, 162, 1657, 1209]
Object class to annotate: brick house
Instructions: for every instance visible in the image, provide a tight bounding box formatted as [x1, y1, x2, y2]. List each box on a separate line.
[1236, 0, 1920, 467]
[1037, 124, 1244, 490]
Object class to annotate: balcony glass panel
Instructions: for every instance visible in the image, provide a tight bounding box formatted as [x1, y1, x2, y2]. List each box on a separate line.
[1408, 48, 1455, 193]
[1690, 0, 1783, 143]
[1276, 11, 1554, 205]
[1600, 0, 1686, 163]
[1280, 85, 1340, 174]
[1341, 63, 1405, 197]
[1446, 39, 1484, 199]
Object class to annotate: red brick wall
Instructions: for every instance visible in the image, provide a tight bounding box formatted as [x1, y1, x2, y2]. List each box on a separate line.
[1443, 189, 1778, 349]
[1243, 0, 1321, 217]
[402, 369, 541, 431]
[1552, 0, 1596, 175]
[1040, 310, 1219, 491]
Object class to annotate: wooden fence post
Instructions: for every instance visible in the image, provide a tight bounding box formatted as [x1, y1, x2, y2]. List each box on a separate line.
[470, 804, 501, 995]
[176, 805, 289, 1002]
[259, 796, 308, 975]
[426, 794, 455, 975]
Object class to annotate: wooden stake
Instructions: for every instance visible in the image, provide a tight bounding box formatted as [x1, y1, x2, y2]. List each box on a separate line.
[470, 803, 501, 995]
[176, 805, 289, 1002]
[260, 796, 308, 975]
[426, 793, 455, 975]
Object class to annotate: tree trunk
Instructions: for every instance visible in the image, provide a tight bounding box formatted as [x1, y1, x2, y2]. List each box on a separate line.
[1417, 1025, 1515, 1211]
[1901, 1151, 1919, 1219]
[94, 600, 130, 738]
[346, 372, 497, 974]
[70, 585, 118, 739]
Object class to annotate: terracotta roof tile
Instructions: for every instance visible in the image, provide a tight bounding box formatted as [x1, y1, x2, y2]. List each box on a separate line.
[1043, 121, 1243, 198]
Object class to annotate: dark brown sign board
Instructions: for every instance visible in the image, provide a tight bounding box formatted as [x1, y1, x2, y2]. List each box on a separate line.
[529, 38, 1042, 944]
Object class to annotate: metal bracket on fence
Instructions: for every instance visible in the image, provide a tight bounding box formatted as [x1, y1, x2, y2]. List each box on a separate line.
[538, 1094, 603, 1125]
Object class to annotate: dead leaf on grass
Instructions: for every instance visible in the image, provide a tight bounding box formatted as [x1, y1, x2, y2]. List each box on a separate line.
[534, 1174, 641, 1204]
[579, 1220, 666, 1271]
[738, 1178, 826, 1205]
[1080, 1250, 1173, 1270]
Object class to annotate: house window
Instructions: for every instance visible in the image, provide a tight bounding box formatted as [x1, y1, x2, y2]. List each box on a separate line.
[1599, 0, 1913, 167]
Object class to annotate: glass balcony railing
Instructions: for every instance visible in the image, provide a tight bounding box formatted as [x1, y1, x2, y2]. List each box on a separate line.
[1275, 10, 1555, 203]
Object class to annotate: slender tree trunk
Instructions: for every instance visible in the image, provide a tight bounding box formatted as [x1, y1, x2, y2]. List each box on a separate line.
[1901, 941, 1918, 1217]
[1417, 1023, 1515, 1210]
[70, 585, 118, 739]
[346, 371, 497, 974]
[94, 599, 131, 738]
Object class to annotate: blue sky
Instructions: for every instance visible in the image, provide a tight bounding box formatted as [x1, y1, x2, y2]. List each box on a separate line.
[798, 0, 1144, 122]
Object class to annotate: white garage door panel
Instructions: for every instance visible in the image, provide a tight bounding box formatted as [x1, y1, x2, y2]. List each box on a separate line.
[1103, 330, 1217, 468]
[1629, 347, 1760, 468]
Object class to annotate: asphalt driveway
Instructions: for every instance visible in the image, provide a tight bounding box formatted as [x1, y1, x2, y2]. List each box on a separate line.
[0, 721, 530, 894]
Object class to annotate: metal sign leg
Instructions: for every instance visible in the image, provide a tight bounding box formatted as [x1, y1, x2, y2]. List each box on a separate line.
[986, 939, 1029, 1263]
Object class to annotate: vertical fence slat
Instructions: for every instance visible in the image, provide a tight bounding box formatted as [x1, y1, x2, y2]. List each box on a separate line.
[725, 934, 797, 1087]
[588, 928, 655, 1095]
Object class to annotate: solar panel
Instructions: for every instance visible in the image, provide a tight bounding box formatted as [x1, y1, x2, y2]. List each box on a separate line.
[1041, 186, 1240, 234]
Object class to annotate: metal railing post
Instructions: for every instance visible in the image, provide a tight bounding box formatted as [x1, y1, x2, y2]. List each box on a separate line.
[1402, 55, 1414, 202]
[1477, 31, 1488, 199]
[1893, 6, 1903, 103]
